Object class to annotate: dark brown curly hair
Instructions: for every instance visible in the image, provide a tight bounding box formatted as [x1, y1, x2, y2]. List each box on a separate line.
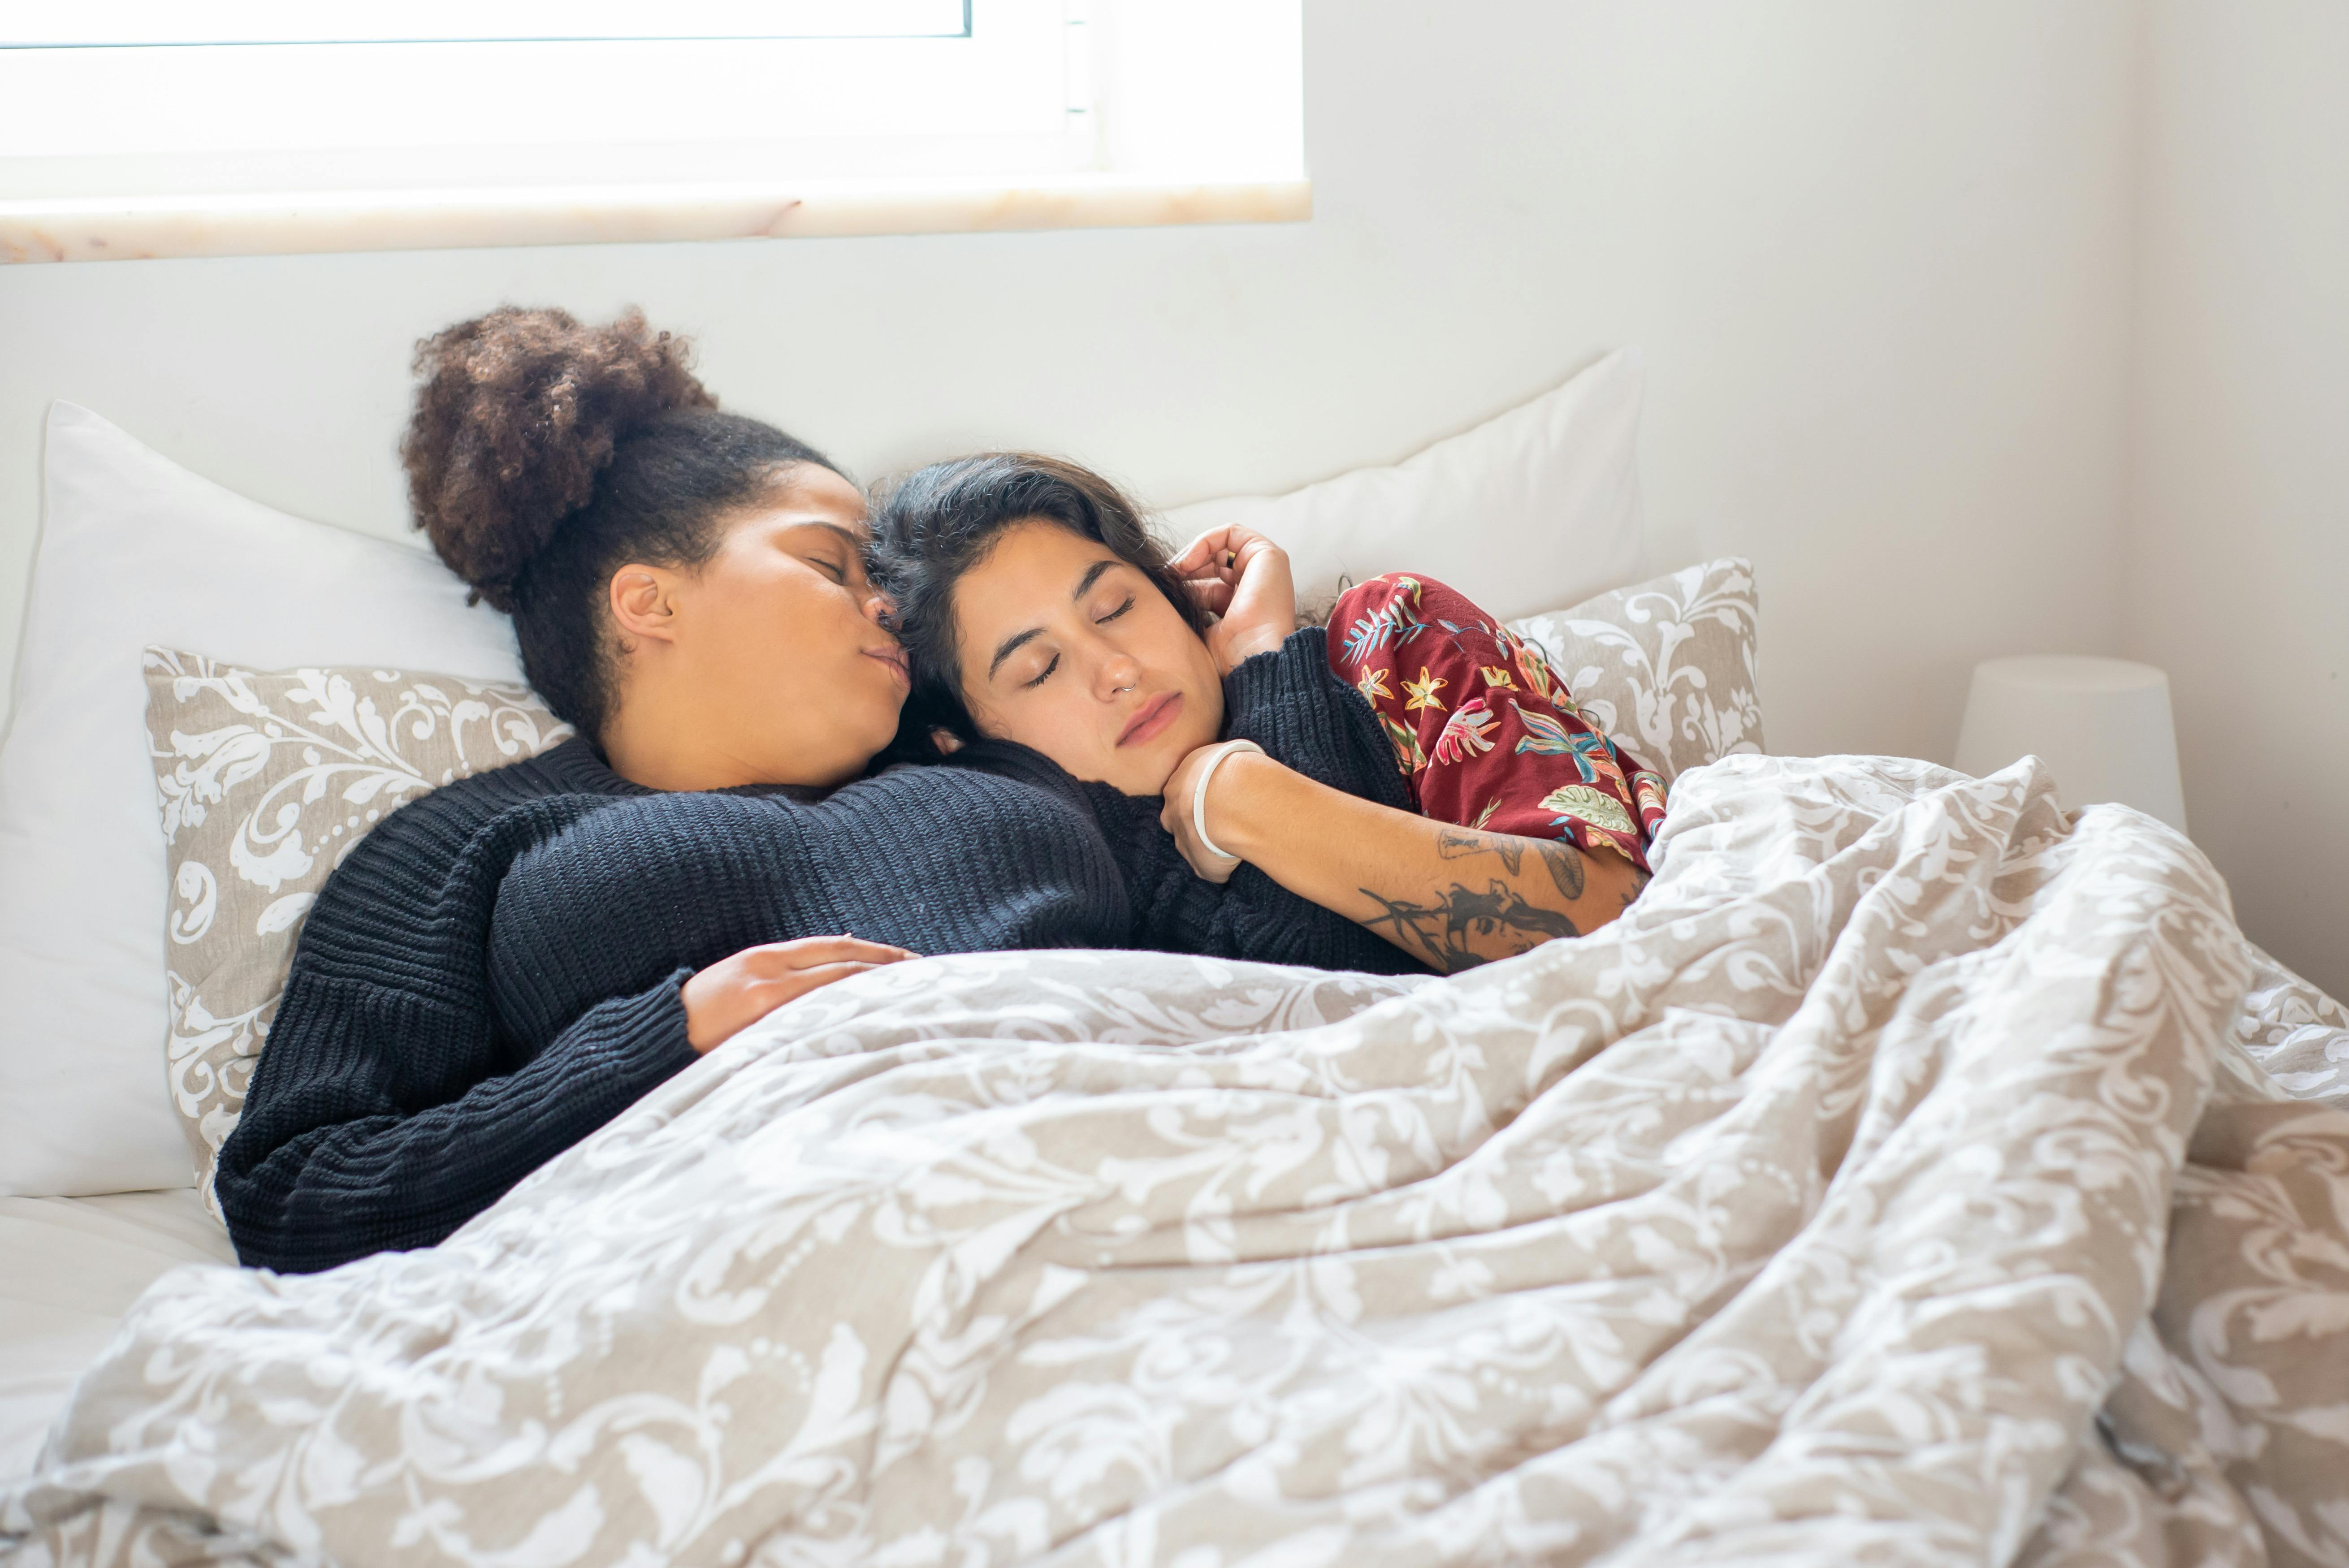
[401, 306, 837, 738]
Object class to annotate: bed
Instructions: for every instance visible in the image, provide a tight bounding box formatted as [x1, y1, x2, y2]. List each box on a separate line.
[5, 752, 2347, 1568]
[3, 367, 2345, 1566]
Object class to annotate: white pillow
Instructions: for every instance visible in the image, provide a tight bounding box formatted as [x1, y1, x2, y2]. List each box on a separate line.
[0, 404, 523, 1197]
[1162, 346, 1645, 622]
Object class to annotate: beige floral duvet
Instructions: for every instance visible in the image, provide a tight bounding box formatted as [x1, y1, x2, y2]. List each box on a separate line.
[7, 755, 2346, 1568]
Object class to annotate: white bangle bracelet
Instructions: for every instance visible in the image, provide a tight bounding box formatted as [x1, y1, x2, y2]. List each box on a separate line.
[1190, 739, 1264, 862]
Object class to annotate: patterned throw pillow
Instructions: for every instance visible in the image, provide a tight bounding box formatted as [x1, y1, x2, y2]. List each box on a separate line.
[141, 649, 570, 1216]
[1505, 556, 1764, 784]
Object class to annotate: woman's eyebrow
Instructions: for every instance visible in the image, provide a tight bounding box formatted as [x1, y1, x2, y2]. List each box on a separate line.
[988, 626, 1044, 681]
[1072, 558, 1117, 600]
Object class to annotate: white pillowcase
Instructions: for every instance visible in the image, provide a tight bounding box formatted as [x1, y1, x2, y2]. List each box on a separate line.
[1163, 346, 1645, 623]
[0, 404, 523, 1197]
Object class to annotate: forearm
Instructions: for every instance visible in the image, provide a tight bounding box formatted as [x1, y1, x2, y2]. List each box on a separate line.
[1207, 755, 1646, 973]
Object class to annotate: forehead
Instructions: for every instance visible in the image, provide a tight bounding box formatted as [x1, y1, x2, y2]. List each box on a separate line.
[954, 520, 1118, 637]
[786, 464, 867, 517]
[738, 465, 869, 536]
[973, 518, 1107, 581]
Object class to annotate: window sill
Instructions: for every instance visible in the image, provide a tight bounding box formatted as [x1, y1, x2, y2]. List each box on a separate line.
[0, 173, 1311, 265]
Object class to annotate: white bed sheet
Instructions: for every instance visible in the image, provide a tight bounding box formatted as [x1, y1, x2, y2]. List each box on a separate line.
[0, 1188, 234, 1480]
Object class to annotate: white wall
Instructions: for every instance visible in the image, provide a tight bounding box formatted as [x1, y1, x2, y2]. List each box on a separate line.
[0, 1, 2141, 775]
[2128, 2, 2349, 994]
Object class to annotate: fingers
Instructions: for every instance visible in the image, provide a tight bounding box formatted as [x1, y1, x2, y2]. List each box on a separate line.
[748, 935, 917, 972]
[1178, 840, 1240, 884]
[766, 960, 890, 1002]
[1170, 528, 1233, 576]
[1172, 524, 1276, 579]
[1158, 776, 1241, 884]
[685, 940, 916, 1052]
[1182, 577, 1237, 616]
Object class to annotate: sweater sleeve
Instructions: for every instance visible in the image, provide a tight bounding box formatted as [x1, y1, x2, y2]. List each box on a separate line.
[216, 970, 696, 1273]
[1081, 786, 1428, 976]
[933, 694, 1426, 975]
[214, 778, 703, 1274]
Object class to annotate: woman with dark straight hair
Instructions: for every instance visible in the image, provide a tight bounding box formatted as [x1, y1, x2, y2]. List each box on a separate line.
[219, 307, 1416, 1277]
[873, 453, 1664, 975]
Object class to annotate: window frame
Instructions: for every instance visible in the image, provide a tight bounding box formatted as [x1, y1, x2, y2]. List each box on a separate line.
[0, 0, 1306, 264]
[3, 0, 975, 48]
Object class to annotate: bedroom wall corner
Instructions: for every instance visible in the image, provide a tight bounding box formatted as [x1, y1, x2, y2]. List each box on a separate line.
[2125, 0, 2349, 994]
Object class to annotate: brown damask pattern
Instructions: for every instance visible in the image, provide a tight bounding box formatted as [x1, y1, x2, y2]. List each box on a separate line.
[140, 649, 570, 1213]
[2232, 945, 2349, 1110]
[1507, 555, 1764, 783]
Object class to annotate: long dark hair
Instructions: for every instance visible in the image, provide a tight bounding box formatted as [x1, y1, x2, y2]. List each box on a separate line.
[401, 306, 838, 739]
[870, 454, 1205, 749]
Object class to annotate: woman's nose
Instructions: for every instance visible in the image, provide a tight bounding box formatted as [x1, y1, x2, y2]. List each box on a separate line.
[863, 588, 896, 627]
[1096, 651, 1142, 700]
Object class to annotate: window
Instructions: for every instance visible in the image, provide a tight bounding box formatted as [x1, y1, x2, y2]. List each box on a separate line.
[0, 1, 1304, 262]
[7, 1, 977, 46]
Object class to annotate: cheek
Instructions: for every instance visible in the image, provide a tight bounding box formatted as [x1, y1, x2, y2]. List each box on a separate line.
[1190, 632, 1222, 686]
[736, 574, 845, 662]
[1161, 616, 1222, 697]
[1001, 690, 1093, 755]
[969, 682, 1105, 769]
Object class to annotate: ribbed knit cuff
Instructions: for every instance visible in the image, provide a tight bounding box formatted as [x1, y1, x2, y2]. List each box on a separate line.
[552, 968, 702, 1136]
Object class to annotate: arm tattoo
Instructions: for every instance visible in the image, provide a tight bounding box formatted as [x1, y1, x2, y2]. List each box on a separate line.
[1534, 838, 1586, 901]
[1435, 826, 1523, 874]
[1624, 866, 1652, 908]
[1356, 880, 1579, 974]
[1436, 826, 1590, 902]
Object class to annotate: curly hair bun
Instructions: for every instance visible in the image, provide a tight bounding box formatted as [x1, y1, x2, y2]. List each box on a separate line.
[402, 307, 714, 611]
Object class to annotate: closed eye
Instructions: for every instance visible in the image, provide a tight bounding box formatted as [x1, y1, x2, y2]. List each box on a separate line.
[1020, 653, 1062, 691]
[1097, 594, 1135, 624]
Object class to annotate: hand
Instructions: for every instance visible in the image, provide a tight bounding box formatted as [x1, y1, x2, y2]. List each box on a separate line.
[1158, 742, 1270, 884]
[1172, 524, 1298, 676]
[680, 935, 916, 1053]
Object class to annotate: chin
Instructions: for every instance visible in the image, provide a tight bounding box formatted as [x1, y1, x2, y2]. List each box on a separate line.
[1129, 762, 1181, 798]
[1129, 731, 1209, 798]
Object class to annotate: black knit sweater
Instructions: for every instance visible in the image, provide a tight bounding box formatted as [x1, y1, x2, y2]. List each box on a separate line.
[217, 628, 1418, 1274]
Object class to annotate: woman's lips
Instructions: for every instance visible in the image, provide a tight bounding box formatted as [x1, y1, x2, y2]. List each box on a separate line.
[1118, 691, 1183, 747]
[863, 646, 910, 687]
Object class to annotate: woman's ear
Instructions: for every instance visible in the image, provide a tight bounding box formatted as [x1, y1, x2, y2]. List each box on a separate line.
[608, 566, 682, 646]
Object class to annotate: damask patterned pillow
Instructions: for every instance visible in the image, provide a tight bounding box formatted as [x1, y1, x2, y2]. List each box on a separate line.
[1505, 556, 1763, 784]
[141, 649, 570, 1218]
